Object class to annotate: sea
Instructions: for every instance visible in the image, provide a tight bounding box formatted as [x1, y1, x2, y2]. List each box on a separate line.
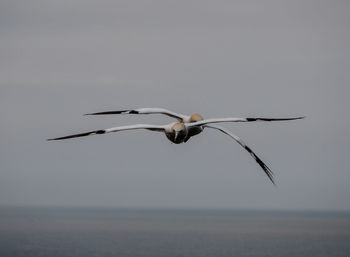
[0, 207, 349, 257]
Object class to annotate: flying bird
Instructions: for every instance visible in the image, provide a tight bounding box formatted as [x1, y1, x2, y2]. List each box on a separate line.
[85, 107, 303, 142]
[49, 108, 304, 185]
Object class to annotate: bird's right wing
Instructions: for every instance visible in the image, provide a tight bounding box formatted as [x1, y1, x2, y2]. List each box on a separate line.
[85, 108, 189, 122]
[188, 116, 305, 127]
[203, 125, 275, 185]
[47, 124, 167, 141]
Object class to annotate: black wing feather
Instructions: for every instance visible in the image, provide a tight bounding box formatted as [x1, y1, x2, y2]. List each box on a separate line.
[47, 130, 105, 141]
[246, 117, 304, 122]
[84, 110, 138, 115]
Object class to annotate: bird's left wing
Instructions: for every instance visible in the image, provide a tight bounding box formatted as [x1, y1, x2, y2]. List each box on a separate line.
[203, 125, 275, 185]
[47, 124, 166, 141]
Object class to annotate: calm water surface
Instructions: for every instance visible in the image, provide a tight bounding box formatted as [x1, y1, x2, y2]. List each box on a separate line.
[0, 207, 349, 257]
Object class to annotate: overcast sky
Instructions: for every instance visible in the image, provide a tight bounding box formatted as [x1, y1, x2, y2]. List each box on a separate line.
[1, 0, 349, 210]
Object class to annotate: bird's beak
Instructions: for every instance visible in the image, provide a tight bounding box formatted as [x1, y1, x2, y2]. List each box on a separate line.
[174, 131, 180, 141]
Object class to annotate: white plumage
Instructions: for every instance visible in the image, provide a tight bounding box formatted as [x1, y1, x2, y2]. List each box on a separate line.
[49, 107, 304, 184]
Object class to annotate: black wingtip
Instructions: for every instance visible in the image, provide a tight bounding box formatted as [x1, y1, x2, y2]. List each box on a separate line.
[47, 137, 65, 141]
[84, 110, 140, 116]
[247, 116, 305, 122]
[244, 145, 275, 185]
[46, 130, 105, 141]
[84, 112, 106, 116]
[47, 137, 64, 141]
[290, 116, 306, 120]
[256, 158, 276, 186]
[83, 110, 134, 116]
[83, 112, 112, 116]
[257, 159, 276, 186]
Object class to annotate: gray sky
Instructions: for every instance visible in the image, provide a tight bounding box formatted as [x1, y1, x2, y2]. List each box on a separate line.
[1, 0, 350, 210]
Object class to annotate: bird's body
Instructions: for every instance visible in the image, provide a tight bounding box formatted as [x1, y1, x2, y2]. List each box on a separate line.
[49, 107, 305, 185]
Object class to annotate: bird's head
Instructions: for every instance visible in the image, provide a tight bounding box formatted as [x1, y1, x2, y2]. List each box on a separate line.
[168, 122, 187, 144]
[189, 113, 203, 122]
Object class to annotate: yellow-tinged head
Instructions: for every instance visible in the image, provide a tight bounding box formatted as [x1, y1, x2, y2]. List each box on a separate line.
[165, 122, 187, 144]
[172, 122, 185, 132]
[189, 113, 203, 123]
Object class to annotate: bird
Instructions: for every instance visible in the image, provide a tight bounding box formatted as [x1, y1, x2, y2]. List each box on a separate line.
[48, 108, 304, 185]
[84, 107, 303, 142]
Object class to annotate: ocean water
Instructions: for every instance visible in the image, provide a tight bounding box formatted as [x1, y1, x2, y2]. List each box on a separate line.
[0, 207, 349, 257]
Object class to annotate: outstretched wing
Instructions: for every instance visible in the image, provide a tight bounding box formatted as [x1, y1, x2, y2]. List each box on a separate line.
[47, 124, 166, 141]
[85, 108, 189, 122]
[188, 116, 304, 127]
[204, 125, 275, 185]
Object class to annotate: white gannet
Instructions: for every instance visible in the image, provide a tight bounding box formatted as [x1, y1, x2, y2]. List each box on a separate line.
[49, 109, 304, 185]
[85, 107, 303, 142]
